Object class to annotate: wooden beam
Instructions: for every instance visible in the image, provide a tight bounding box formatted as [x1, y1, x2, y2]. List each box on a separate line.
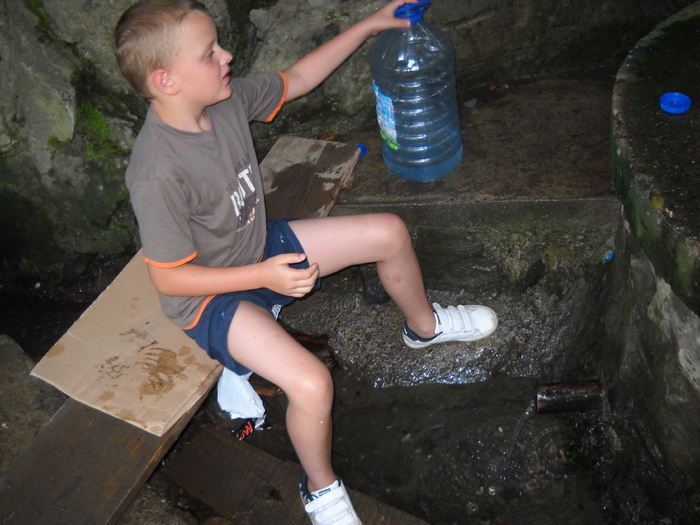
[261, 136, 359, 221]
[0, 393, 211, 525]
[163, 425, 429, 525]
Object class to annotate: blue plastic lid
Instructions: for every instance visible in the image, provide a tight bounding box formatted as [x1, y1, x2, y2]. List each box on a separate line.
[660, 92, 691, 114]
[356, 144, 367, 157]
[395, 0, 430, 23]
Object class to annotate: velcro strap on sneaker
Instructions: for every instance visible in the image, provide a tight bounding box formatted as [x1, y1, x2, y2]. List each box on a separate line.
[434, 303, 474, 335]
[304, 485, 347, 514]
[311, 508, 358, 525]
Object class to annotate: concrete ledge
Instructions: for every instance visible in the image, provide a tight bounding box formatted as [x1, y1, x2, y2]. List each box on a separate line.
[611, 1, 700, 314]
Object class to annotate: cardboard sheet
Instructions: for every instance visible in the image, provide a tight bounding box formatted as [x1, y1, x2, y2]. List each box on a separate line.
[30, 136, 358, 437]
[31, 252, 222, 436]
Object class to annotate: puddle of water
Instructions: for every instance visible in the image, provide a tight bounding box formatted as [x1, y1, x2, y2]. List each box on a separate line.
[183, 344, 698, 524]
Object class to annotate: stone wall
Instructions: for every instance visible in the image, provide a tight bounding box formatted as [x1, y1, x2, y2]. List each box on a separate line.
[601, 209, 700, 517]
[604, 0, 700, 506]
[0, 0, 693, 283]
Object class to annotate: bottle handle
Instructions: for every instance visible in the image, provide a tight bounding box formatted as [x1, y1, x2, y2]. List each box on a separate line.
[395, 0, 430, 23]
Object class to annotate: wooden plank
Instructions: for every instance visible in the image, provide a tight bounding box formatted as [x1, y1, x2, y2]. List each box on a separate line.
[261, 136, 359, 221]
[163, 425, 429, 525]
[0, 392, 211, 525]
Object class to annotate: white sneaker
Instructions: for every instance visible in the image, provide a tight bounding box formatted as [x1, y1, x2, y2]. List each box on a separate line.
[403, 302, 498, 349]
[299, 473, 362, 525]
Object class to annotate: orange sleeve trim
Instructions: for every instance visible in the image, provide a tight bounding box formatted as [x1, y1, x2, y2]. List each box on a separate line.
[263, 72, 288, 123]
[181, 294, 216, 330]
[144, 251, 198, 268]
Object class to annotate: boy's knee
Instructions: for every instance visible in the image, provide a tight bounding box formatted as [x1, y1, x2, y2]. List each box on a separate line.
[377, 213, 411, 248]
[287, 364, 333, 408]
[379, 212, 406, 230]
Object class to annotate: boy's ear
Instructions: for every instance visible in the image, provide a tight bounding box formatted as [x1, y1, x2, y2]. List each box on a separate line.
[151, 68, 178, 96]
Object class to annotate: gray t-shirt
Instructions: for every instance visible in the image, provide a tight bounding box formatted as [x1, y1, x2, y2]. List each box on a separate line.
[126, 73, 286, 328]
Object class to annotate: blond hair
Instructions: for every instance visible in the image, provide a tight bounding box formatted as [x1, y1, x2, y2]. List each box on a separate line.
[114, 0, 209, 99]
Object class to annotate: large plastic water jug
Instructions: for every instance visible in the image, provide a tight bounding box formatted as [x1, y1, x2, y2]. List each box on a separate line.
[369, 0, 462, 182]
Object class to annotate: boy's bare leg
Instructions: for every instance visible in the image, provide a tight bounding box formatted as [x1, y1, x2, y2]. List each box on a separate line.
[290, 214, 437, 339]
[227, 301, 336, 492]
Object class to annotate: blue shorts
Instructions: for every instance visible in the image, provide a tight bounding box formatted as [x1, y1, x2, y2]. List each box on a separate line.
[183, 218, 319, 375]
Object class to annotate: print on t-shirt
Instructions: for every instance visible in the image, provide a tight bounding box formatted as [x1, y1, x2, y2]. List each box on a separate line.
[228, 162, 259, 232]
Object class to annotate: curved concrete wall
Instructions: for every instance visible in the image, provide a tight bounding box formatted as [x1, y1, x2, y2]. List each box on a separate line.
[611, 2, 700, 314]
[608, 1, 700, 486]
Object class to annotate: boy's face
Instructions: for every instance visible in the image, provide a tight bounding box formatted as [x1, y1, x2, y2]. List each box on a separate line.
[168, 12, 233, 109]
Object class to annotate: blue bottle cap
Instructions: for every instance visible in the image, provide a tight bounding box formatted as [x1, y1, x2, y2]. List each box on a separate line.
[395, 0, 430, 23]
[356, 144, 367, 157]
[659, 92, 691, 114]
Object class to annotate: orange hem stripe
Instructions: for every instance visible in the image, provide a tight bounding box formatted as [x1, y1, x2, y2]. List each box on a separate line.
[182, 294, 216, 330]
[144, 251, 197, 268]
[264, 72, 288, 123]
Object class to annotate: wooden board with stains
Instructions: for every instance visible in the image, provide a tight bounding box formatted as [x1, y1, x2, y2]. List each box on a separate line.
[163, 425, 429, 525]
[261, 135, 360, 221]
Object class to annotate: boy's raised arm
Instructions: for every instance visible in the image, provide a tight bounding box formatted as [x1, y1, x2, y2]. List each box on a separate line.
[283, 0, 415, 101]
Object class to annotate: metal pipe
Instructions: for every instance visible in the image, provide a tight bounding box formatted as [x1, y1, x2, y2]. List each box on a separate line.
[535, 380, 605, 414]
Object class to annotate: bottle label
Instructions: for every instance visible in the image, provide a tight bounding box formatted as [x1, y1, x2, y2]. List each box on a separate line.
[373, 82, 398, 150]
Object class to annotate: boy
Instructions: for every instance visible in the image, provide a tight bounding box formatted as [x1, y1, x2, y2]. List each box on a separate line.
[114, 1, 498, 523]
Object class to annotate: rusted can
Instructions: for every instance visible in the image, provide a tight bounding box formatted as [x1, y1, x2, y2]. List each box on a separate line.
[535, 380, 605, 414]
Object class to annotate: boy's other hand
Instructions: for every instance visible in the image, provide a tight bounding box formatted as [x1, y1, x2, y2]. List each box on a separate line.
[262, 253, 319, 297]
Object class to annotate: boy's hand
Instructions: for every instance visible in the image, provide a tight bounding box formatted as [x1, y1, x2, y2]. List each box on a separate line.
[363, 0, 418, 35]
[261, 253, 319, 297]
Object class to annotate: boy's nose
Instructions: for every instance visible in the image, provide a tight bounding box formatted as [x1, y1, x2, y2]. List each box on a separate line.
[222, 50, 233, 65]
